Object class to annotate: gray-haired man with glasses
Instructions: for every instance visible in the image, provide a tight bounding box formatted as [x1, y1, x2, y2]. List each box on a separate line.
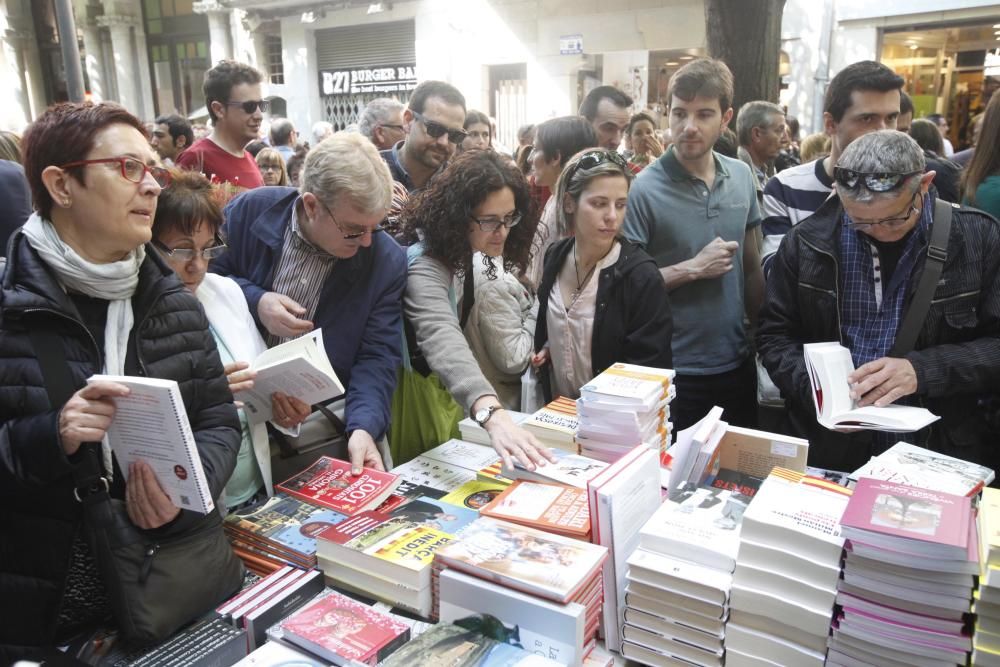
[212, 132, 406, 474]
[759, 130, 1000, 473]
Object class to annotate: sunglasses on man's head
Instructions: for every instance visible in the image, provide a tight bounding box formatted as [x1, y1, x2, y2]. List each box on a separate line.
[411, 111, 468, 144]
[833, 167, 922, 193]
[225, 99, 270, 114]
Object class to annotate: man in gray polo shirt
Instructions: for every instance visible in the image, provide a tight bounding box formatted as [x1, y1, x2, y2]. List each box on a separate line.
[624, 58, 764, 433]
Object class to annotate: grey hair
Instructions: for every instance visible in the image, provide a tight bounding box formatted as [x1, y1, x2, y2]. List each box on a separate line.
[269, 118, 295, 146]
[300, 131, 393, 214]
[311, 120, 333, 145]
[836, 130, 926, 203]
[358, 98, 405, 140]
[736, 101, 784, 147]
[553, 150, 634, 237]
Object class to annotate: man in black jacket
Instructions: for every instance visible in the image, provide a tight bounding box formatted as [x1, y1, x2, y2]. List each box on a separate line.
[759, 130, 1000, 472]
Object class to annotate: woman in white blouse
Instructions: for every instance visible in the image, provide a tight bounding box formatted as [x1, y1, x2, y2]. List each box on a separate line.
[532, 149, 673, 400]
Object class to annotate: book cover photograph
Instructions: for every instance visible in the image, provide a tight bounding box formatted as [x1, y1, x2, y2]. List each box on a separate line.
[440, 480, 508, 510]
[225, 494, 348, 555]
[380, 621, 561, 666]
[276, 456, 399, 515]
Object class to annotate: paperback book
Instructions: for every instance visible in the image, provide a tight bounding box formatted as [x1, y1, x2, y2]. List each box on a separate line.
[480, 480, 591, 539]
[850, 442, 995, 497]
[276, 456, 400, 515]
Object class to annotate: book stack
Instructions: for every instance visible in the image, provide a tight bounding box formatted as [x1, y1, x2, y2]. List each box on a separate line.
[502, 448, 609, 489]
[663, 406, 727, 498]
[521, 396, 580, 452]
[433, 516, 608, 660]
[726, 468, 852, 667]
[480, 480, 591, 540]
[574, 363, 675, 462]
[224, 494, 347, 575]
[832, 478, 977, 667]
[104, 618, 248, 667]
[314, 494, 479, 618]
[275, 589, 411, 665]
[619, 470, 764, 666]
[849, 441, 996, 497]
[975, 488, 1000, 666]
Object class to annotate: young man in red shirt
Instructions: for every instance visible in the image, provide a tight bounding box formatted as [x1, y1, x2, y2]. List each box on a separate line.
[177, 60, 265, 191]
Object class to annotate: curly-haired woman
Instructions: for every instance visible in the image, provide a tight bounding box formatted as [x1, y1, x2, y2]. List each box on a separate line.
[400, 150, 556, 470]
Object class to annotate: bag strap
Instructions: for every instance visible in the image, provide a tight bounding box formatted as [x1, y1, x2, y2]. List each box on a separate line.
[890, 198, 954, 357]
[31, 330, 107, 495]
[459, 259, 475, 330]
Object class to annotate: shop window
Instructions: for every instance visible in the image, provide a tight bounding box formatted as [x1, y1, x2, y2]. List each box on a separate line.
[266, 34, 284, 85]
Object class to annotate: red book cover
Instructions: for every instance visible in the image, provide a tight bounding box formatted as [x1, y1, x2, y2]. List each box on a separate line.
[280, 590, 410, 665]
[276, 456, 400, 515]
[841, 477, 971, 554]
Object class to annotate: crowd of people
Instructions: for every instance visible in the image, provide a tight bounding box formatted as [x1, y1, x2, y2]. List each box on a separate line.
[1, 52, 1000, 659]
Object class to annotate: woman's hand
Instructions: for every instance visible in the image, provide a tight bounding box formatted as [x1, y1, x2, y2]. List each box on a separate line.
[482, 408, 557, 471]
[58, 380, 131, 456]
[643, 134, 665, 158]
[271, 393, 312, 429]
[224, 361, 256, 395]
[126, 461, 181, 529]
[531, 348, 550, 369]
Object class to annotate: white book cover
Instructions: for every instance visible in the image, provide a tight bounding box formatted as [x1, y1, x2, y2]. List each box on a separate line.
[503, 450, 609, 489]
[579, 363, 675, 409]
[237, 329, 344, 425]
[89, 374, 214, 514]
[728, 583, 835, 639]
[233, 639, 325, 666]
[627, 548, 732, 606]
[736, 538, 842, 593]
[623, 607, 723, 651]
[728, 608, 830, 655]
[621, 623, 723, 667]
[665, 407, 723, 499]
[389, 455, 476, 492]
[803, 342, 938, 432]
[725, 623, 826, 667]
[438, 568, 587, 666]
[731, 561, 837, 611]
[640, 485, 747, 572]
[625, 591, 726, 637]
[420, 439, 501, 472]
[850, 441, 994, 496]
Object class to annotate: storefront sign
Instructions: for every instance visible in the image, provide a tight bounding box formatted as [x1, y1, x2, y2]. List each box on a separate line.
[560, 34, 583, 55]
[320, 64, 417, 96]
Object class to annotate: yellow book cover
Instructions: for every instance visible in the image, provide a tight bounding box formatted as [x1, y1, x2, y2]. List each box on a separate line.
[439, 480, 507, 511]
[476, 461, 513, 486]
[372, 524, 455, 567]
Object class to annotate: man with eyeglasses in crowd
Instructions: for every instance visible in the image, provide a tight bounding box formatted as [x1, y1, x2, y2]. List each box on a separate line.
[379, 81, 466, 232]
[758, 130, 1000, 474]
[177, 60, 266, 190]
[359, 98, 407, 151]
[211, 132, 406, 474]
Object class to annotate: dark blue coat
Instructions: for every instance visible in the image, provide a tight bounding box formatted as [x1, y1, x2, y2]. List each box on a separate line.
[212, 187, 406, 440]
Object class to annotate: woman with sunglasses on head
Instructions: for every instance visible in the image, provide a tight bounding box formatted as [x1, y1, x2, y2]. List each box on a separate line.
[0, 103, 242, 658]
[400, 150, 556, 470]
[151, 169, 309, 511]
[255, 147, 289, 187]
[532, 149, 673, 401]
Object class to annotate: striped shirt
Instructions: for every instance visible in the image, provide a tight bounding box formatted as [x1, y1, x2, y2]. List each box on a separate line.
[267, 202, 338, 347]
[761, 158, 834, 267]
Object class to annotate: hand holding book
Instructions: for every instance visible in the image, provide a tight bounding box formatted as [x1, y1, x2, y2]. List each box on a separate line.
[125, 460, 181, 529]
[847, 356, 918, 408]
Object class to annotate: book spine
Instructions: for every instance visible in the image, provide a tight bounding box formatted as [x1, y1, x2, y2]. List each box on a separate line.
[245, 570, 325, 650]
[170, 382, 215, 514]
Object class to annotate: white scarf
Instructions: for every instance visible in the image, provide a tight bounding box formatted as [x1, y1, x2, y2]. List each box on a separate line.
[22, 212, 145, 476]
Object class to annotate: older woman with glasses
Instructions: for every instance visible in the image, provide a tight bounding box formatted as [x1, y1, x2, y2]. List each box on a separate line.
[399, 150, 556, 470]
[0, 102, 242, 657]
[533, 149, 673, 401]
[151, 169, 310, 511]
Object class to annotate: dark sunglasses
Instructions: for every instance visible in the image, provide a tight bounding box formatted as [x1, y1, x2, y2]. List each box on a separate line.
[833, 167, 922, 193]
[225, 99, 270, 114]
[412, 111, 468, 144]
[566, 149, 629, 182]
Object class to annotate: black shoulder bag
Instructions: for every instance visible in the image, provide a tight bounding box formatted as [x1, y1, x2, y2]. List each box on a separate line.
[31, 331, 243, 648]
[889, 199, 954, 356]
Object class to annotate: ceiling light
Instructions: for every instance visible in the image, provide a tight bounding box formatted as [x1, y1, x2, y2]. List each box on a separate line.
[909, 44, 919, 50]
[666, 61, 679, 66]
[367, 2, 389, 13]
[679, 55, 694, 60]
[300, 11, 315, 23]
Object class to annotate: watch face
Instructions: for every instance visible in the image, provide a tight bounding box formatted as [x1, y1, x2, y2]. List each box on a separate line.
[475, 408, 491, 423]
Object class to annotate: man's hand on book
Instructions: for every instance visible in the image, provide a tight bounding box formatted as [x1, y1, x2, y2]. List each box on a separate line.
[348, 430, 385, 475]
[272, 393, 311, 428]
[58, 380, 131, 455]
[848, 357, 918, 408]
[258, 292, 315, 339]
[125, 461, 181, 529]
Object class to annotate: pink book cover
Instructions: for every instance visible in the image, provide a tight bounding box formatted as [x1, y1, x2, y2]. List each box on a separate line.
[843, 607, 970, 640]
[838, 611, 969, 654]
[840, 478, 971, 549]
[280, 591, 410, 664]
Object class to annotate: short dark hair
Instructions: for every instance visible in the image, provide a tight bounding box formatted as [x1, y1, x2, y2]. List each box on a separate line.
[152, 168, 223, 239]
[823, 61, 904, 123]
[713, 127, 739, 158]
[579, 86, 633, 121]
[22, 102, 146, 220]
[154, 113, 194, 149]
[408, 80, 466, 115]
[245, 140, 268, 157]
[203, 60, 263, 124]
[270, 118, 295, 146]
[926, 113, 946, 126]
[909, 118, 943, 155]
[534, 116, 599, 168]
[668, 59, 735, 112]
[626, 111, 657, 137]
[464, 110, 491, 132]
[899, 91, 913, 116]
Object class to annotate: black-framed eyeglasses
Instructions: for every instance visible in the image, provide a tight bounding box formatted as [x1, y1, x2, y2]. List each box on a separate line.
[379, 123, 405, 132]
[225, 99, 270, 114]
[833, 167, 922, 193]
[153, 236, 228, 261]
[471, 212, 522, 233]
[60, 156, 172, 188]
[846, 192, 921, 229]
[566, 149, 629, 182]
[412, 111, 468, 144]
[314, 196, 385, 240]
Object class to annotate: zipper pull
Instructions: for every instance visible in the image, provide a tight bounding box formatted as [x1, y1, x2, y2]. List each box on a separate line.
[139, 543, 159, 584]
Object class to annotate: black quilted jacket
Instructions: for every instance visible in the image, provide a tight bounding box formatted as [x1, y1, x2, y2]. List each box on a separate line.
[0, 231, 240, 657]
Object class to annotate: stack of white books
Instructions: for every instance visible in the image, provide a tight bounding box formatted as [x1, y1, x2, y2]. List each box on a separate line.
[520, 397, 579, 452]
[975, 488, 1000, 667]
[574, 363, 675, 463]
[725, 468, 852, 667]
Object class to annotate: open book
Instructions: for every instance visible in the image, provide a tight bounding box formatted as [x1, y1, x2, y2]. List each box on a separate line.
[236, 329, 344, 425]
[803, 342, 938, 433]
[89, 375, 214, 514]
